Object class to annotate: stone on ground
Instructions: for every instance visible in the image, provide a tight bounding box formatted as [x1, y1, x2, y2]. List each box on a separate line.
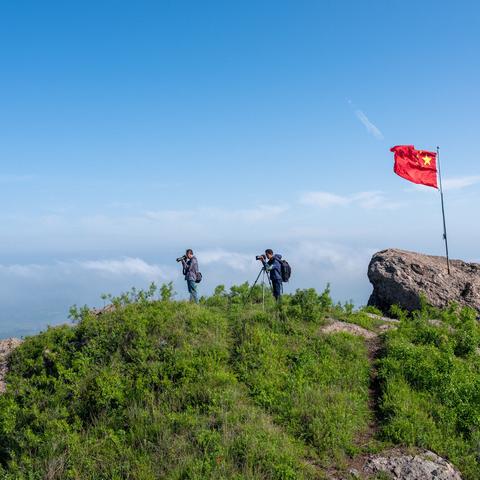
[321, 320, 377, 339]
[364, 449, 462, 480]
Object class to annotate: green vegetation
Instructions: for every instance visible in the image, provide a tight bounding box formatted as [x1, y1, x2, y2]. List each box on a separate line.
[378, 302, 480, 479]
[0, 284, 479, 479]
[0, 284, 370, 479]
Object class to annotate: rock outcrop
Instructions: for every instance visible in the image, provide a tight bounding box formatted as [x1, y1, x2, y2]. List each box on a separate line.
[368, 249, 480, 313]
[364, 449, 462, 480]
[0, 338, 23, 393]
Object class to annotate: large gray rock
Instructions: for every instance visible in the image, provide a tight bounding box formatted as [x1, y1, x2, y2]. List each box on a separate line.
[368, 249, 480, 313]
[364, 449, 462, 479]
[0, 338, 23, 393]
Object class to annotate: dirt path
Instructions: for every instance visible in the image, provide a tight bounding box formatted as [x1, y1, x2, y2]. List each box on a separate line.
[321, 318, 390, 478]
[360, 336, 383, 448]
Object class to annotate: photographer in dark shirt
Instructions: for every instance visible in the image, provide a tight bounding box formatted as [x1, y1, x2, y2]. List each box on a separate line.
[258, 249, 283, 301]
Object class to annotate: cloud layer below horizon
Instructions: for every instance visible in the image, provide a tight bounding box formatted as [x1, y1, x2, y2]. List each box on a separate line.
[1, 180, 479, 338]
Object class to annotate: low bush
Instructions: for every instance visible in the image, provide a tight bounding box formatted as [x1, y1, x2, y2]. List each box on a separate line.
[377, 306, 480, 479]
[3, 283, 477, 478]
[0, 284, 370, 479]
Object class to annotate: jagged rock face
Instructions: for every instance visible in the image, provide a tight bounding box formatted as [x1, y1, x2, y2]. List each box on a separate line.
[0, 338, 23, 393]
[368, 249, 480, 313]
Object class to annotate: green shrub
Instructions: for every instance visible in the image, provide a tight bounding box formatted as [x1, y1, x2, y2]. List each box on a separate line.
[1, 285, 342, 478]
[286, 285, 332, 323]
[5, 283, 477, 478]
[377, 306, 480, 479]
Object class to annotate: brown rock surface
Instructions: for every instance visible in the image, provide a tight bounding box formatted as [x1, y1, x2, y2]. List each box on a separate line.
[368, 249, 480, 313]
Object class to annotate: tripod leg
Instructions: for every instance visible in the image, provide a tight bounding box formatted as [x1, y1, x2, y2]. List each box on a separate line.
[262, 269, 265, 310]
[248, 267, 266, 300]
[251, 268, 264, 289]
[264, 269, 274, 294]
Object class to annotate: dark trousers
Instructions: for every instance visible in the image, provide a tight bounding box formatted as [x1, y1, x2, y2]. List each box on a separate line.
[271, 279, 283, 301]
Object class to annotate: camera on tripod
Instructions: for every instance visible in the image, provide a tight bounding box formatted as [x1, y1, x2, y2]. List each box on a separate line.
[176, 255, 187, 263]
[255, 254, 266, 262]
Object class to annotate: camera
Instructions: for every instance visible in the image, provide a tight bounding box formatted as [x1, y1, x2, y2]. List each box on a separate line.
[176, 255, 187, 263]
[256, 254, 266, 261]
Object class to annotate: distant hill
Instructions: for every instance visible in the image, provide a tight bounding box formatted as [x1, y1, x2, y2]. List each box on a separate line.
[0, 283, 478, 479]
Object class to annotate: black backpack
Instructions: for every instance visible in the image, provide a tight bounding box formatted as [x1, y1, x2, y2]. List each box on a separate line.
[278, 259, 291, 282]
[195, 271, 203, 283]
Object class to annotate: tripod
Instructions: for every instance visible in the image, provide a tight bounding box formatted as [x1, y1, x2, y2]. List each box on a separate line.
[249, 264, 273, 310]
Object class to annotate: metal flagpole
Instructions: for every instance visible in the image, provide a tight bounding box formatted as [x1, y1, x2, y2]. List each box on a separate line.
[436, 146, 451, 274]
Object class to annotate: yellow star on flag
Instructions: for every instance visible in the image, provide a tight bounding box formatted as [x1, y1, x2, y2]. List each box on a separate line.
[422, 155, 432, 166]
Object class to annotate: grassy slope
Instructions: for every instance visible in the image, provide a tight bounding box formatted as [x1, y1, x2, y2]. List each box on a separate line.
[377, 304, 480, 479]
[0, 284, 479, 479]
[0, 285, 370, 479]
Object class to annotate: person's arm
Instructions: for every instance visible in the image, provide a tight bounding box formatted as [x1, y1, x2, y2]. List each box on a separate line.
[263, 258, 273, 271]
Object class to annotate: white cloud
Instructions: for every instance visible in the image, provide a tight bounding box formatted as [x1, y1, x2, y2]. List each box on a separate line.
[144, 210, 194, 222]
[412, 175, 480, 193]
[351, 191, 385, 208]
[355, 110, 384, 140]
[289, 241, 375, 275]
[0, 258, 178, 337]
[79, 257, 173, 279]
[0, 263, 45, 278]
[442, 176, 480, 191]
[0, 241, 379, 338]
[0, 257, 176, 281]
[299, 192, 349, 208]
[196, 249, 255, 271]
[300, 190, 402, 210]
[351, 191, 404, 209]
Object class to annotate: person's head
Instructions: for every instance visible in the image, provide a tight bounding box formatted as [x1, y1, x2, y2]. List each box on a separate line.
[265, 249, 274, 260]
[186, 249, 194, 259]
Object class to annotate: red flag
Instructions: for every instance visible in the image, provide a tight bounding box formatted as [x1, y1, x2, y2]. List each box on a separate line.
[390, 145, 438, 189]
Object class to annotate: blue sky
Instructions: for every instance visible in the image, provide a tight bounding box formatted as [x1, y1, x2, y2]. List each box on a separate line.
[1, 1, 479, 337]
